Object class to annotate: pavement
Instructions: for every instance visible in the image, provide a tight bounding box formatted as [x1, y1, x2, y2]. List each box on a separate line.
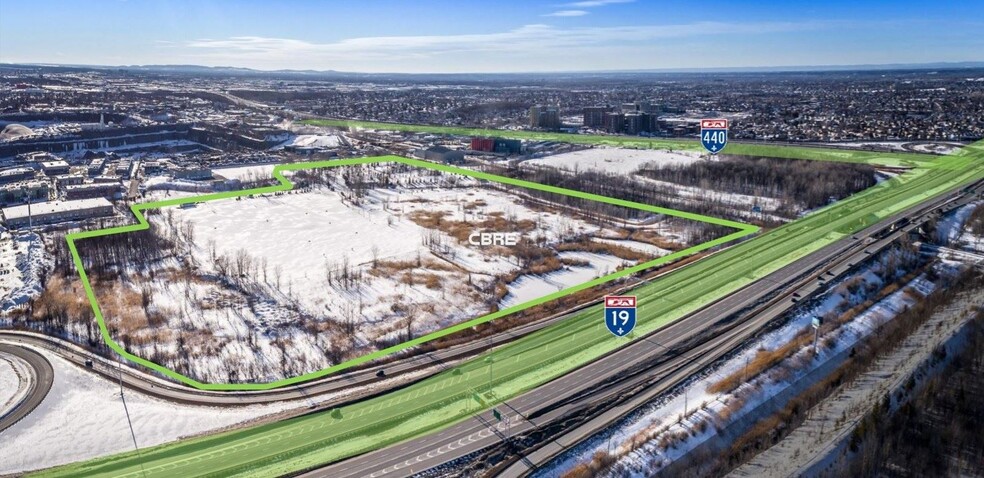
[0, 343, 53, 433]
[0, 291, 615, 408]
[7, 169, 981, 478]
[305, 180, 982, 478]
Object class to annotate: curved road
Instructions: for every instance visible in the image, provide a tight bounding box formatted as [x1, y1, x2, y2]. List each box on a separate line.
[0, 343, 54, 433]
[0, 273, 651, 408]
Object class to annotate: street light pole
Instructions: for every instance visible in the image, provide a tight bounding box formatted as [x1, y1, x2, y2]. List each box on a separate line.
[485, 356, 494, 397]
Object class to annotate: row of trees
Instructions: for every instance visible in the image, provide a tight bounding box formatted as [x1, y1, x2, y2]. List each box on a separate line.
[484, 162, 736, 241]
[637, 155, 878, 211]
[75, 224, 176, 277]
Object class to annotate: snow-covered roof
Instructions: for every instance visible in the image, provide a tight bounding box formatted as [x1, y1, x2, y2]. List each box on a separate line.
[2, 198, 113, 221]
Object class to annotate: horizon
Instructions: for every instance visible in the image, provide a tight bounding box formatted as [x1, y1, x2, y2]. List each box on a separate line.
[4, 60, 984, 77]
[2, 0, 983, 74]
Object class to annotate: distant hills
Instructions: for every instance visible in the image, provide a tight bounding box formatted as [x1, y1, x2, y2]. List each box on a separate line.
[1, 61, 982, 82]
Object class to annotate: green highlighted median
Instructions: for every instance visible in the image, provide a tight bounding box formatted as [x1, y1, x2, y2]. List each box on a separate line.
[42, 139, 984, 478]
[67, 155, 756, 391]
[302, 118, 939, 168]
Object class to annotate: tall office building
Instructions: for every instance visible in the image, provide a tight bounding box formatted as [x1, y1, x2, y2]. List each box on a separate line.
[603, 111, 664, 135]
[583, 106, 613, 128]
[529, 105, 561, 130]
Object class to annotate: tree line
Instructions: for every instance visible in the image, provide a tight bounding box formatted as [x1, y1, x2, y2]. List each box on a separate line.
[637, 155, 878, 211]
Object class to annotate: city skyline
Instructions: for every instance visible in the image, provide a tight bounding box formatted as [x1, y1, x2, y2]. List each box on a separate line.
[2, 0, 983, 73]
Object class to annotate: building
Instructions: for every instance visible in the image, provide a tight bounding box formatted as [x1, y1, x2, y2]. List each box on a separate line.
[418, 146, 465, 164]
[603, 111, 663, 135]
[87, 158, 106, 176]
[143, 160, 163, 174]
[19, 152, 58, 164]
[470, 137, 523, 154]
[0, 167, 36, 186]
[494, 138, 523, 154]
[39, 160, 70, 176]
[115, 160, 131, 179]
[55, 174, 85, 189]
[0, 181, 49, 207]
[1, 197, 114, 228]
[583, 106, 614, 128]
[471, 137, 495, 152]
[63, 183, 124, 200]
[529, 105, 561, 130]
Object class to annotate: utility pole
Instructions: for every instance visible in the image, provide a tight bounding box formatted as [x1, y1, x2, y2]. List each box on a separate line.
[485, 355, 494, 397]
[680, 388, 688, 424]
[812, 317, 822, 355]
[743, 355, 750, 384]
[23, 186, 33, 263]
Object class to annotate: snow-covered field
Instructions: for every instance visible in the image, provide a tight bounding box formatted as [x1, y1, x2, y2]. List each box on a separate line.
[936, 201, 981, 247]
[500, 252, 628, 308]
[0, 231, 50, 314]
[0, 338, 448, 476]
[540, 246, 936, 477]
[212, 163, 277, 181]
[0, 352, 30, 417]
[99, 164, 678, 382]
[273, 134, 345, 150]
[0, 345, 296, 475]
[526, 147, 703, 175]
[908, 142, 963, 155]
[825, 141, 909, 152]
[523, 147, 796, 221]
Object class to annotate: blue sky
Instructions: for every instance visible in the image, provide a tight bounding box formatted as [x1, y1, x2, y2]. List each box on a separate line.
[1, 0, 982, 73]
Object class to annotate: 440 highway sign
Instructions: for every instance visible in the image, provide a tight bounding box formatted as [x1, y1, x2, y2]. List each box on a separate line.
[700, 118, 729, 154]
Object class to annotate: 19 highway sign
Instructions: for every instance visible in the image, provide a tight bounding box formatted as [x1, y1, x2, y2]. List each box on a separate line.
[604, 295, 636, 337]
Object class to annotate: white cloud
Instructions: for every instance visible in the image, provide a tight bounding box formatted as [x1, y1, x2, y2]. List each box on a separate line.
[545, 10, 589, 17]
[184, 21, 829, 59]
[172, 20, 846, 72]
[563, 0, 634, 7]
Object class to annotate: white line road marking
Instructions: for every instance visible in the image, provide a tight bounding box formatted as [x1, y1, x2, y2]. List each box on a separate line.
[363, 416, 520, 477]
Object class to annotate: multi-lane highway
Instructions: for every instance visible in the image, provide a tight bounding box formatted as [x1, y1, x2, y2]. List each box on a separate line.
[0, 343, 53, 433]
[495, 180, 984, 478]
[0, 267, 663, 410]
[16, 138, 984, 478]
[305, 180, 981, 478]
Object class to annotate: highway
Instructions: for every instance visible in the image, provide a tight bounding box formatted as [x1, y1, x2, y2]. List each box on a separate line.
[0, 270, 660, 408]
[495, 180, 983, 478]
[0, 343, 53, 433]
[22, 145, 984, 477]
[305, 180, 981, 478]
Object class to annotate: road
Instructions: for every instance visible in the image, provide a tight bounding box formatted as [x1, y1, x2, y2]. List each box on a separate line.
[28, 144, 984, 477]
[0, 343, 53, 433]
[496, 182, 981, 478]
[306, 180, 981, 478]
[0, 275, 650, 408]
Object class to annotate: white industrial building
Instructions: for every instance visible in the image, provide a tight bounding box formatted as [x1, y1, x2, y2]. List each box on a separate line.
[1, 198, 115, 228]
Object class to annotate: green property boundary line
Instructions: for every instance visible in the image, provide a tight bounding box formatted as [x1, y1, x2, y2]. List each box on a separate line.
[301, 119, 940, 168]
[66, 155, 758, 391]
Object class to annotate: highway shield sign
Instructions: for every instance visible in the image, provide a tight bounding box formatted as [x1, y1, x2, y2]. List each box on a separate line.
[700, 118, 729, 154]
[604, 295, 637, 337]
